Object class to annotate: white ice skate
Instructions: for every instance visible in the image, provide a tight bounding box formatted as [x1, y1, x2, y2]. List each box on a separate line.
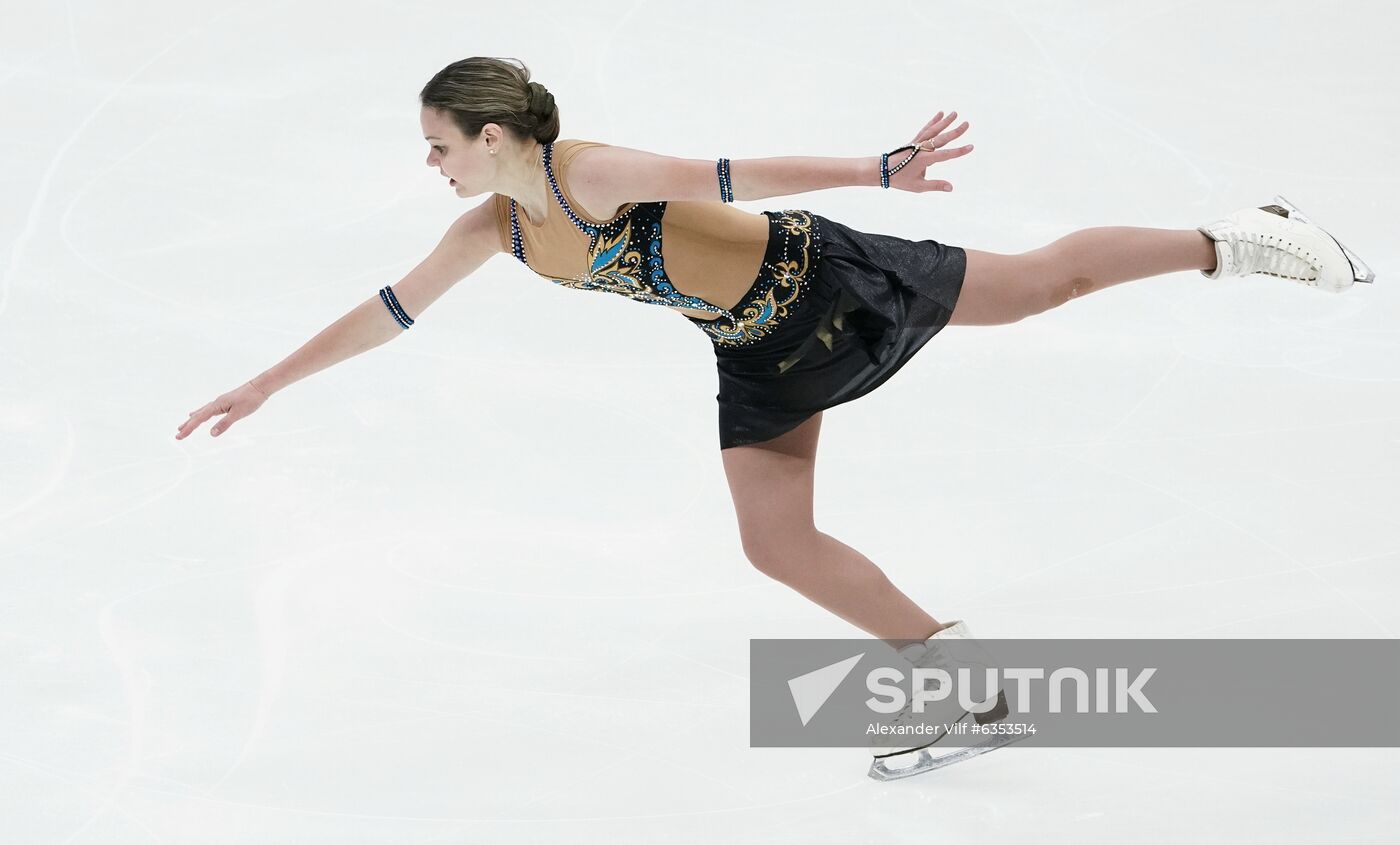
[1197, 194, 1375, 292]
[867, 620, 1023, 782]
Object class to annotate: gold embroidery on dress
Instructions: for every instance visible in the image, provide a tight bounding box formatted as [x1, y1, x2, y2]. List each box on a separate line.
[699, 209, 820, 347]
[553, 219, 646, 298]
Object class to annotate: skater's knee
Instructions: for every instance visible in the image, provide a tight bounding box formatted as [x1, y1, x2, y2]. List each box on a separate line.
[1023, 247, 1085, 316]
[1044, 273, 1095, 313]
[741, 528, 819, 583]
[741, 534, 792, 579]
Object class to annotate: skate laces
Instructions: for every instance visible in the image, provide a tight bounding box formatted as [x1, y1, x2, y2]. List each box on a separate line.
[1235, 229, 1318, 282]
[889, 643, 959, 727]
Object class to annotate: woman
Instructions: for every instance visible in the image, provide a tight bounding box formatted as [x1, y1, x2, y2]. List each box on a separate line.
[173, 57, 1372, 779]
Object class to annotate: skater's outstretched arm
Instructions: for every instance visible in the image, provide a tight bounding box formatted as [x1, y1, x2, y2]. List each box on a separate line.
[568, 112, 972, 204]
[175, 197, 501, 440]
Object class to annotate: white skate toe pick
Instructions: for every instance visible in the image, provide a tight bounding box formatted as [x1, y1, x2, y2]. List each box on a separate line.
[1197, 194, 1375, 293]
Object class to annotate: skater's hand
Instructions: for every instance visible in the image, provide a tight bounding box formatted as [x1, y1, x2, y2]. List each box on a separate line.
[175, 379, 271, 440]
[887, 111, 973, 193]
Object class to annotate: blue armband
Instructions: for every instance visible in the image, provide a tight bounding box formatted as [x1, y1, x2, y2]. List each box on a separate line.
[716, 157, 734, 203]
[379, 284, 414, 329]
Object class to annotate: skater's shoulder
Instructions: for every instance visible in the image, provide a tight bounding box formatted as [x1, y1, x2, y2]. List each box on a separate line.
[561, 139, 731, 212]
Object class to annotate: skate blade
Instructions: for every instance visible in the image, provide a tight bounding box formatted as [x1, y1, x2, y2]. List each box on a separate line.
[1272, 194, 1376, 284]
[867, 733, 1027, 782]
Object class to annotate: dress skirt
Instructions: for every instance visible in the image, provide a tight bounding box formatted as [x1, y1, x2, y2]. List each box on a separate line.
[690, 210, 966, 450]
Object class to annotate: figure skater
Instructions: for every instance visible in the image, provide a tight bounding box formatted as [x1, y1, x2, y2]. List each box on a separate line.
[173, 57, 1374, 780]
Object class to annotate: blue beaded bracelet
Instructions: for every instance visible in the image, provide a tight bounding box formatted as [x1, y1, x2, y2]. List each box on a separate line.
[880, 144, 921, 188]
[716, 157, 734, 203]
[379, 284, 413, 329]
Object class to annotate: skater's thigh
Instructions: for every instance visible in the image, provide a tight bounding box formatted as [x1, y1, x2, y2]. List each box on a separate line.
[948, 248, 1049, 326]
[721, 412, 822, 557]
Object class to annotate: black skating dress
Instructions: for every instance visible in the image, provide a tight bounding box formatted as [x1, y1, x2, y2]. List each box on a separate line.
[493, 140, 967, 450]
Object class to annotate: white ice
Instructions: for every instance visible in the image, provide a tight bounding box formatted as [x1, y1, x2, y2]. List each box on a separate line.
[2, 0, 1398, 842]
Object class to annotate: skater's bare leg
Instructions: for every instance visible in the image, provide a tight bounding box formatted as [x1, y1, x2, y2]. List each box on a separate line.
[950, 228, 1218, 326]
[721, 412, 945, 646]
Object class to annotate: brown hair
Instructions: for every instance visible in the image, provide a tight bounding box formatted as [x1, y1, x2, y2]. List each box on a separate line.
[419, 57, 560, 146]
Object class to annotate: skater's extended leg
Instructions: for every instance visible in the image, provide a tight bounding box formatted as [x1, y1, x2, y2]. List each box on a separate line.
[950, 228, 1217, 326]
[721, 412, 944, 646]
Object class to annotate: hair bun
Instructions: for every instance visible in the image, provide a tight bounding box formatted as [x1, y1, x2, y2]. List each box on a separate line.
[527, 81, 555, 119]
[420, 58, 561, 146]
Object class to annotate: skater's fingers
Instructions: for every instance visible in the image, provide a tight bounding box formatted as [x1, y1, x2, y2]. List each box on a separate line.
[915, 121, 971, 155]
[175, 403, 219, 440]
[911, 111, 945, 143]
[176, 413, 205, 439]
[931, 111, 959, 137]
[932, 120, 970, 147]
[911, 111, 961, 146]
[937, 144, 974, 162]
[175, 417, 198, 440]
[209, 412, 241, 437]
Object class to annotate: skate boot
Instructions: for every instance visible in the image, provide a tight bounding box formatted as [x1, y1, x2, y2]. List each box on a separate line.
[867, 620, 1017, 781]
[1197, 194, 1375, 292]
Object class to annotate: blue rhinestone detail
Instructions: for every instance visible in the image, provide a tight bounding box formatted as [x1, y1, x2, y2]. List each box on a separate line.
[716, 157, 733, 203]
[379, 285, 413, 329]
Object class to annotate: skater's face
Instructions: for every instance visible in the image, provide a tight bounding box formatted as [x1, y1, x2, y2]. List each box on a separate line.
[420, 106, 494, 197]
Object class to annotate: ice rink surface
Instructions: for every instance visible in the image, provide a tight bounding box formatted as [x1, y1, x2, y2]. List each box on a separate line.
[2, 0, 1397, 841]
